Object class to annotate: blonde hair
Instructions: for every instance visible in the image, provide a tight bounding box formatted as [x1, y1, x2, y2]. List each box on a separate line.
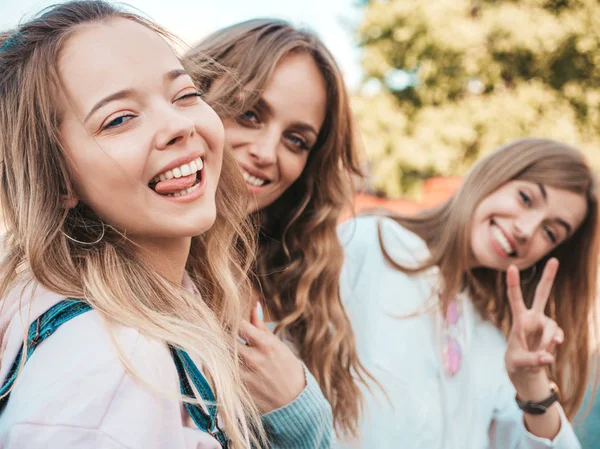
[184, 19, 372, 437]
[377, 138, 599, 419]
[0, 2, 264, 447]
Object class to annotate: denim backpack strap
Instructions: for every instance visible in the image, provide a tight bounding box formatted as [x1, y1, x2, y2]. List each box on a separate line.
[0, 299, 92, 411]
[169, 346, 230, 448]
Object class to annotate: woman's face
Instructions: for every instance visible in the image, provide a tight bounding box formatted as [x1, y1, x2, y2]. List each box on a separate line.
[58, 19, 224, 249]
[222, 52, 327, 214]
[470, 180, 588, 271]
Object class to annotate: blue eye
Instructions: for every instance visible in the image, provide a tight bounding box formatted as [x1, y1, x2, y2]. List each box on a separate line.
[103, 114, 134, 130]
[240, 110, 259, 124]
[286, 134, 309, 151]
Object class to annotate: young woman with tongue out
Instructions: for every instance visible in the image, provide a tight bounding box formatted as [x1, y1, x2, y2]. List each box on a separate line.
[185, 20, 372, 446]
[0, 2, 266, 448]
[336, 138, 599, 448]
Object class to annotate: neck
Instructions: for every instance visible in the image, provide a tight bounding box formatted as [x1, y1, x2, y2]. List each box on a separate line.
[132, 236, 192, 285]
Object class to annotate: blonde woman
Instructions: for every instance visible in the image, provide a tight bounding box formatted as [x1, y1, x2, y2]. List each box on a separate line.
[0, 1, 264, 447]
[185, 19, 371, 446]
[337, 138, 597, 448]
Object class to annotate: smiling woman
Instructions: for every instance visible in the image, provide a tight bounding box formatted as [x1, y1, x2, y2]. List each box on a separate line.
[0, 1, 264, 448]
[185, 19, 371, 444]
[337, 138, 599, 448]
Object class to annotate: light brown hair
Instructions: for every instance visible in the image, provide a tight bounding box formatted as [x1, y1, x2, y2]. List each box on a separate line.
[184, 19, 371, 436]
[0, 1, 264, 447]
[377, 138, 599, 419]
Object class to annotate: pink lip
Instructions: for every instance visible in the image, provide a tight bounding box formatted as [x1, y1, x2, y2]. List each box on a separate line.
[489, 221, 518, 259]
[238, 162, 272, 182]
[489, 226, 509, 259]
[151, 152, 204, 181]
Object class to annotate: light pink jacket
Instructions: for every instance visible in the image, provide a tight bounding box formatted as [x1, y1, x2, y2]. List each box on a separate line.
[0, 278, 223, 449]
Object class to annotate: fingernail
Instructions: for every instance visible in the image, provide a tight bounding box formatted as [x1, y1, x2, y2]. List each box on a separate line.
[256, 302, 263, 321]
[554, 335, 563, 343]
[540, 353, 554, 364]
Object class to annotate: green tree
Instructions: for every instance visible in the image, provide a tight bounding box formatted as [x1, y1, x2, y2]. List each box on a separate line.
[354, 0, 600, 197]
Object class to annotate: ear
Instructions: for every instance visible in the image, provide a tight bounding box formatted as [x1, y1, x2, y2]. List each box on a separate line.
[62, 194, 79, 209]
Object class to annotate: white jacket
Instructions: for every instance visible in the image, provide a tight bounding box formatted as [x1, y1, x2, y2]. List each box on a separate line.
[335, 216, 581, 449]
[0, 276, 222, 449]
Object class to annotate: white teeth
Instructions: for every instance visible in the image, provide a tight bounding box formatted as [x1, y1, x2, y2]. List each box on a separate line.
[242, 170, 267, 187]
[180, 164, 191, 176]
[172, 183, 200, 198]
[153, 158, 204, 183]
[491, 224, 514, 255]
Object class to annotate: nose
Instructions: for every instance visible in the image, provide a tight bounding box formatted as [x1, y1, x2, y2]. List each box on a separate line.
[154, 106, 195, 150]
[513, 212, 544, 242]
[247, 128, 278, 166]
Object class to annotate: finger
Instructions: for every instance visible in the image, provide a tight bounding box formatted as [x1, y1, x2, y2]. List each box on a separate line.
[546, 327, 564, 354]
[506, 265, 527, 318]
[507, 349, 555, 371]
[237, 342, 260, 372]
[239, 319, 265, 347]
[538, 321, 559, 352]
[250, 302, 270, 332]
[532, 258, 559, 314]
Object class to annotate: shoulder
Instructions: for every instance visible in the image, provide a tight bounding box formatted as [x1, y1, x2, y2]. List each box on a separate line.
[0, 290, 181, 436]
[338, 215, 429, 271]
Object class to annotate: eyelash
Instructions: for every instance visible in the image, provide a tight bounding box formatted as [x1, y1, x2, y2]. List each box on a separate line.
[176, 91, 202, 102]
[286, 134, 309, 151]
[544, 227, 557, 244]
[239, 110, 310, 150]
[101, 91, 202, 131]
[519, 190, 532, 206]
[102, 113, 135, 130]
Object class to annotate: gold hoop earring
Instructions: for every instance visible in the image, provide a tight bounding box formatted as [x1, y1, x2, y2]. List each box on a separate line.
[60, 222, 105, 246]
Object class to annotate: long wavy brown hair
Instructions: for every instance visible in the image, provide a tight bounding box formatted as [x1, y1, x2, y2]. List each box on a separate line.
[0, 2, 265, 447]
[184, 19, 371, 436]
[376, 138, 599, 419]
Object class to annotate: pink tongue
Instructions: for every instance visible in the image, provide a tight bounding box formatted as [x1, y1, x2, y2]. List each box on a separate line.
[154, 173, 196, 194]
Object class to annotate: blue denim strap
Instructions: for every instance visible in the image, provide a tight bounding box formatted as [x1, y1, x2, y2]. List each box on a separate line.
[169, 346, 230, 447]
[0, 299, 92, 410]
[0, 298, 230, 447]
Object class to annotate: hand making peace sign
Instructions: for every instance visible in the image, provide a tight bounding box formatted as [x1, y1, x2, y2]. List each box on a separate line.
[505, 258, 563, 397]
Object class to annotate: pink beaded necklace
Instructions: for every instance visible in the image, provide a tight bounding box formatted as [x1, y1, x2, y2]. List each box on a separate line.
[442, 299, 462, 376]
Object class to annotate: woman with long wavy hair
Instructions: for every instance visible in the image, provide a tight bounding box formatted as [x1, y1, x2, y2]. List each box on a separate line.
[0, 2, 265, 447]
[337, 138, 598, 448]
[185, 19, 371, 445]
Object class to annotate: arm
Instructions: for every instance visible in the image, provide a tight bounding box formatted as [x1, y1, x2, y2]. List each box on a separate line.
[262, 364, 333, 449]
[492, 261, 581, 448]
[490, 382, 581, 449]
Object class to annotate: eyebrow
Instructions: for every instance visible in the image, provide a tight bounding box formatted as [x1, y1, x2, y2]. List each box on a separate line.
[537, 183, 547, 201]
[538, 183, 574, 235]
[84, 69, 189, 124]
[256, 98, 319, 137]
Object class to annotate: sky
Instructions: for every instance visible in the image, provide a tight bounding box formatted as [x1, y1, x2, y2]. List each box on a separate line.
[0, 0, 365, 89]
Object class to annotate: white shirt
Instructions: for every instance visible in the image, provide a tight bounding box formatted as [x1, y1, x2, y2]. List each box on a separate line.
[335, 216, 580, 449]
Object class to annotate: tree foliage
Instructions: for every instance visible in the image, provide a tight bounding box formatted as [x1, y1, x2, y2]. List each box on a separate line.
[354, 0, 600, 196]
